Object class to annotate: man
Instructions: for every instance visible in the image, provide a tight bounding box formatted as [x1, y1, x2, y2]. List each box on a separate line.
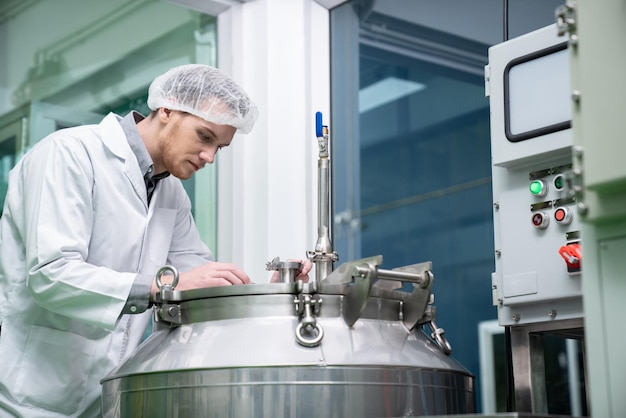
[0, 64, 310, 417]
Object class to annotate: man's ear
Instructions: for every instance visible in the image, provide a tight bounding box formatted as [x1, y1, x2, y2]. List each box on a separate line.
[157, 107, 173, 123]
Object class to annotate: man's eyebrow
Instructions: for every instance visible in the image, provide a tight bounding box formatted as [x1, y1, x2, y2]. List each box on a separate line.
[198, 126, 217, 138]
[198, 125, 231, 146]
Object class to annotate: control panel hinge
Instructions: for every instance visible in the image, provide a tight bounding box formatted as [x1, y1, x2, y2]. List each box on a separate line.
[555, 0, 578, 46]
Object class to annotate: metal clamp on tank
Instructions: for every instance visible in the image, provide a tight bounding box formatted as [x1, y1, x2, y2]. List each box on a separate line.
[153, 265, 182, 325]
[265, 257, 304, 283]
[323, 257, 452, 354]
[267, 255, 325, 347]
[324, 257, 432, 327]
[417, 302, 453, 355]
[426, 317, 452, 355]
[294, 281, 324, 347]
[376, 264, 433, 330]
[378, 267, 452, 355]
[323, 256, 380, 328]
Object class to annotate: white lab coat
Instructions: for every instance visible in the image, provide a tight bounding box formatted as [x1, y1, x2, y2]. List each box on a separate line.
[0, 113, 213, 417]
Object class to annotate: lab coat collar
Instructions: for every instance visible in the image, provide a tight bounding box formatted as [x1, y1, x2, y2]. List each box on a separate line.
[99, 112, 150, 210]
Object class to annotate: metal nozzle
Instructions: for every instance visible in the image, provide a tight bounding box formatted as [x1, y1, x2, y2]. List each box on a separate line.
[308, 112, 338, 286]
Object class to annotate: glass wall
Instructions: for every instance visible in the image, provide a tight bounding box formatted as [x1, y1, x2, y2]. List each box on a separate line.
[330, 0, 565, 413]
[0, 0, 219, 249]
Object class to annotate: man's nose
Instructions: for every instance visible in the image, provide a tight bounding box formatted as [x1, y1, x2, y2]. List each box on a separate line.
[199, 147, 217, 164]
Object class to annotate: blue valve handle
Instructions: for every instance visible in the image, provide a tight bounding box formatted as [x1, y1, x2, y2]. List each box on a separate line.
[315, 112, 323, 137]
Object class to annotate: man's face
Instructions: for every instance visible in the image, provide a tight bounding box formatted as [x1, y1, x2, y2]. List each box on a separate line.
[157, 109, 236, 179]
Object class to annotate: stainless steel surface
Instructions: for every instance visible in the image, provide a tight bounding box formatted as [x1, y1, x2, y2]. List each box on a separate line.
[104, 366, 471, 418]
[265, 257, 302, 283]
[309, 123, 338, 287]
[509, 318, 585, 414]
[101, 281, 475, 417]
[375, 267, 429, 285]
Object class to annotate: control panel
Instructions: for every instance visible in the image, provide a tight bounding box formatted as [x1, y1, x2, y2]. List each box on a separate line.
[487, 25, 582, 326]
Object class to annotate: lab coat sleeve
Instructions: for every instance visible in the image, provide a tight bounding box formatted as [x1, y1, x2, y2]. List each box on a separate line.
[20, 136, 134, 330]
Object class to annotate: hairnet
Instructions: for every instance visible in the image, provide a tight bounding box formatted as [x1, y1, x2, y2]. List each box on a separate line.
[147, 64, 259, 134]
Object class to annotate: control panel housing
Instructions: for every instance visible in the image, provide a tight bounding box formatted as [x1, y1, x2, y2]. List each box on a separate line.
[487, 25, 582, 326]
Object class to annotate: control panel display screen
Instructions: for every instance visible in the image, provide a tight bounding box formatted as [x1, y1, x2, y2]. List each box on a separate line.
[505, 43, 571, 142]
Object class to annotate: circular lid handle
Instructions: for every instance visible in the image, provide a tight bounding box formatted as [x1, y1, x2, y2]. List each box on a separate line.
[155, 265, 179, 290]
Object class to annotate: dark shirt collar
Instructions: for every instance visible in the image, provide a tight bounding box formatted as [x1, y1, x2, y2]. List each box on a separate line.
[119, 111, 170, 182]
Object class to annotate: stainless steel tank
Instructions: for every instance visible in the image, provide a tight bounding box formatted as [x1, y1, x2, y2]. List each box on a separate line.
[101, 115, 475, 416]
[101, 258, 475, 417]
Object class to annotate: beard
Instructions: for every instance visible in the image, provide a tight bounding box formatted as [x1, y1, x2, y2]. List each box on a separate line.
[161, 147, 195, 180]
[158, 122, 196, 180]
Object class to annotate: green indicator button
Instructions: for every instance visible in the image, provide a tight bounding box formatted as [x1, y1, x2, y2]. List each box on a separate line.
[554, 175, 564, 190]
[529, 180, 545, 196]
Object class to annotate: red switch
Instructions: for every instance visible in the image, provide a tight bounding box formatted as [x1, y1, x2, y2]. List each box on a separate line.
[554, 207, 572, 225]
[559, 243, 582, 271]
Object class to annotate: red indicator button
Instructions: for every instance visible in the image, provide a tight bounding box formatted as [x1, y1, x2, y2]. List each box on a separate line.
[559, 243, 582, 271]
[554, 207, 572, 225]
[531, 212, 549, 229]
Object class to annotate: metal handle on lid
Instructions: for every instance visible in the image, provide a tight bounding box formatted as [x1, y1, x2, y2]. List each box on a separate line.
[294, 293, 324, 347]
[155, 265, 179, 290]
[295, 321, 324, 347]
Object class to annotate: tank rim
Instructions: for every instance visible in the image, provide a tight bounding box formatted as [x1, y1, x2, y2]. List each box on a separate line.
[156, 282, 413, 303]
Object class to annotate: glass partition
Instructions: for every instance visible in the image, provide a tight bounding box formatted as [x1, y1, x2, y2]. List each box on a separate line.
[330, 0, 565, 413]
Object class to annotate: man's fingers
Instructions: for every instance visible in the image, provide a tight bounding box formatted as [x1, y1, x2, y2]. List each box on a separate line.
[300, 259, 312, 275]
[209, 262, 252, 284]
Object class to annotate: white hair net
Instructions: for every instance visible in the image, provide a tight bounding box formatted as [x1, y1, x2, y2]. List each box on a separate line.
[147, 64, 259, 134]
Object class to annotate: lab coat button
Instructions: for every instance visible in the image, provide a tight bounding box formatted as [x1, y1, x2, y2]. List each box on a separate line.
[130, 305, 137, 313]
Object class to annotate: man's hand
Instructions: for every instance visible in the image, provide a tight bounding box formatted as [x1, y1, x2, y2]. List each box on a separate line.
[151, 262, 251, 297]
